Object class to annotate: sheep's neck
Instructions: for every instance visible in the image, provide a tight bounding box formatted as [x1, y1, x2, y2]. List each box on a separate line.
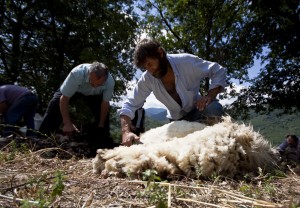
[161, 68, 182, 107]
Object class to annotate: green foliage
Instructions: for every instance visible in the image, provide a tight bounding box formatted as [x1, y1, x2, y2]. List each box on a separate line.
[51, 171, 65, 199]
[239, 183, 252, 196]
[20, 171, 65, 208]
[142, 169, 162, 182]
[239, 178, 277, 199]
[270, 169, 286, 178]
[227, 0, 300, 116]
[145, 116, 167, 131]
[138, 0, 257, 85]
[0, 137, 31, 162]
[0, 135, 32, 163]
[238, 167, 293, 203]
[68, 99, 95, 126]
[0, 0, 139, 112]
[1, 0, 298, 127]
[138, 169, 168, 208]
[110, 106, 122, 143]
[137, 0, 299, 117]
[4, 140, 17, 161]
[232, 109, 300, 146]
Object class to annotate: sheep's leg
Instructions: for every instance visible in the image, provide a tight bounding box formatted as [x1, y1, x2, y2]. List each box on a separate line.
[92, 149, 107, 174]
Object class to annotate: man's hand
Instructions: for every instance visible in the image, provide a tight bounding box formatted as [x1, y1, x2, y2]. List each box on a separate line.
[196, 95, 213, 111]
[122, 131, 140, 146]
[196, 86, 222, 111]
[62, 123, 79, 136]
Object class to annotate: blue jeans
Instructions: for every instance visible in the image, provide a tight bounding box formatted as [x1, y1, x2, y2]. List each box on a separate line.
[171, 100, 224, 124]
[3, 93, 38, 137]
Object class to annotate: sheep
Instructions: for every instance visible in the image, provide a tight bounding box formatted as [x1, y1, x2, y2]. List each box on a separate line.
[92, 116, 278, 179]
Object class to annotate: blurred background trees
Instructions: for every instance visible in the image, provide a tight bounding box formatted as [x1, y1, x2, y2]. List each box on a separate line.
[137, 0, 299, 118]
[1, 0, 299, 119]
[0, 0, 139, 113]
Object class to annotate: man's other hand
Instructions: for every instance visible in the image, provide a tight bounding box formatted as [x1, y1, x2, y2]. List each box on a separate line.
[122, 132, 140, 146]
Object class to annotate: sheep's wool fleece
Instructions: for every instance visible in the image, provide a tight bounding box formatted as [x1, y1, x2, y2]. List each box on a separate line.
[93, 116, 277, 178]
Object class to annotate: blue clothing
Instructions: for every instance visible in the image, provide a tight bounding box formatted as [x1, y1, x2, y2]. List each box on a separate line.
[60, 63, 115, 101]
[278, 140, 289, 152]
[0, 85, 38, 136]
[278, 137, 300, 158]
[120, 54, 226, 120]
[0, 85, 31, 104]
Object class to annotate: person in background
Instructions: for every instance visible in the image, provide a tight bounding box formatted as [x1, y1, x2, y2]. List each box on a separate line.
[130, 107, 146, 136]
[39, 61, 115, 148]
[119, 37, 226, 146]
[277, 134, 300, 163]
[0, 84, 38, 137]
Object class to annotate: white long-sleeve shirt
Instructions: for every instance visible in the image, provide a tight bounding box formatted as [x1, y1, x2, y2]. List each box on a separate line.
[120, 53, 226, 120]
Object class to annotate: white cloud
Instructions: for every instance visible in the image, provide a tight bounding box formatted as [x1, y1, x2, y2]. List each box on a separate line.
[219, 96, 237, 106]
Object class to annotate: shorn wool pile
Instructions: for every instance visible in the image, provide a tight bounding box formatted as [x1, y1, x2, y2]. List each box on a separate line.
[93, 116, 278, 178]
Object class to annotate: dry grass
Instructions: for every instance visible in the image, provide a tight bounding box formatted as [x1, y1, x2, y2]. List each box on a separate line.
[0, 140, 300, 208]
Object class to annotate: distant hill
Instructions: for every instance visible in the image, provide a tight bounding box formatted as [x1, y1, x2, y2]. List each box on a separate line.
[145, 108, 168, 122]
[241, 110, 300, 146]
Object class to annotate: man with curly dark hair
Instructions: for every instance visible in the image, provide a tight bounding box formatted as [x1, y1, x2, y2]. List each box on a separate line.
[119, 38, 226, 146]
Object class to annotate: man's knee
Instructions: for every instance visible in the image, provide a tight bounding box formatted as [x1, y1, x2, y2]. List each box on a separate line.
[204, 101, 224, 117]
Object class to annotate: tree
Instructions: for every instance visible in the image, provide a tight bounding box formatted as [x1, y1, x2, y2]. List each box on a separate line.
[137, 0, 260, 91]
[229, 0, 300, 118]
[0, 0, 139, 112]
[137, 0, 299, 118]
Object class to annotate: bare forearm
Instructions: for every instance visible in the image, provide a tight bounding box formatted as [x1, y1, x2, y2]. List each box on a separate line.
[207, 86, 222, 99]
[120, 114, 132, 134]
[99, 101, 110, 127]
[196, 86, 223, 110]
[120, 114, 140, 146]
[59, 95, 71, 125]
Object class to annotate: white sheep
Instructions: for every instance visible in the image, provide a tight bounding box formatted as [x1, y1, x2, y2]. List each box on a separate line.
[93, 116, 278, 178]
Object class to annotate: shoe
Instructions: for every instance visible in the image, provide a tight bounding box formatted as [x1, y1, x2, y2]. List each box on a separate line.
[0, 134, 14, 142]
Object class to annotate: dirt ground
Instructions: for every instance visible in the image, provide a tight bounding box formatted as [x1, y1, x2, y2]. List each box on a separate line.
[0, 136, 300, 208]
